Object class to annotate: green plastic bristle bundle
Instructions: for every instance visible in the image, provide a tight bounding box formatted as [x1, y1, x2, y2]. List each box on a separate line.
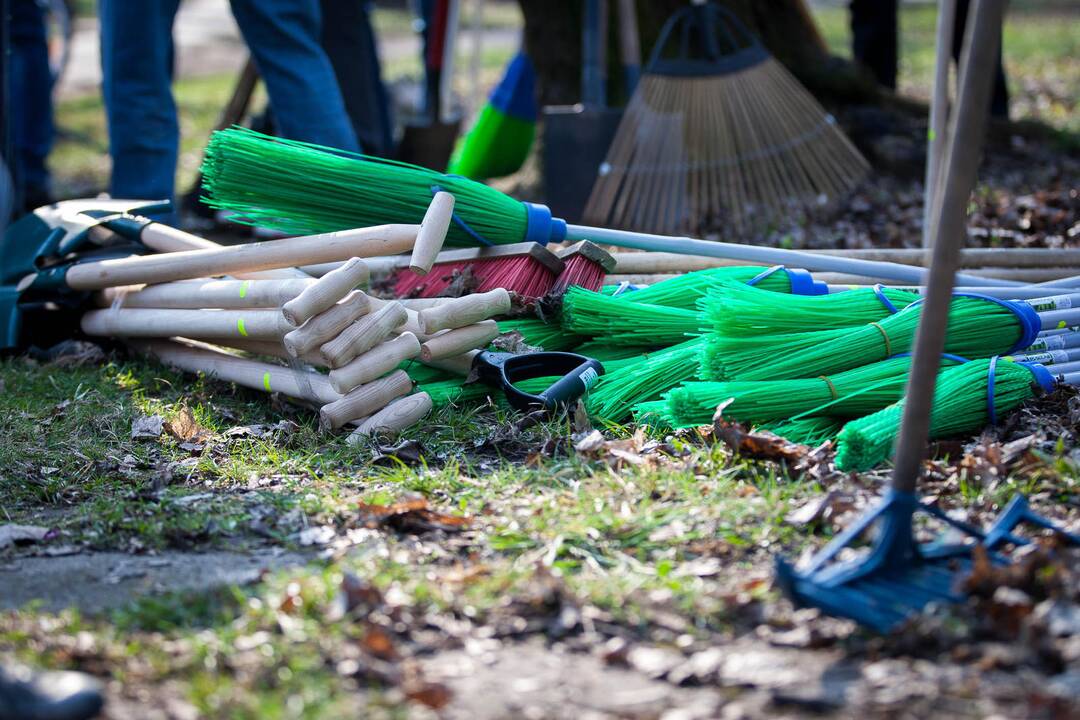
[202, 127, 527, 245]
[587, 337, 708, 422]
[562, 287, 702, 345]
[497, 318, 584, 351]
[600, 266, 793, 309]
[632, 400, 670, 426]
[762, 416, 844, 446]
[701, 327, 852, 381]
[419, 378, 492, 408]
[710, 296, 1025, 382]
[572, 342, 652, 362]
[835, 359, 1040, 471]
[667, 355, 965, 428]
[702, 282, 919, 336]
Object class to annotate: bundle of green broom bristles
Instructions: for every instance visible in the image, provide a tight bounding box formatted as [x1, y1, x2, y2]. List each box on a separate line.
[484, 271, 1068, 472]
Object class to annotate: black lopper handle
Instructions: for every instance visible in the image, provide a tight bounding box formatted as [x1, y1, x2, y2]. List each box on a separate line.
[473, 351, 605, 413]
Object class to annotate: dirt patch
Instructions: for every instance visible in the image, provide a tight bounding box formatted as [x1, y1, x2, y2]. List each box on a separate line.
[0, 550, 312, 613]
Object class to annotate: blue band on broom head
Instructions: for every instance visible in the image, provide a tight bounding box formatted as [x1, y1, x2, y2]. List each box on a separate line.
[522, 202, 565, 245]
[489, 53, 538, 122]
[872, 284, 900, 313]
[987, 355, 1001, 424]
[1015, 360, 1056, 393]
[906, 293, 1042, 354]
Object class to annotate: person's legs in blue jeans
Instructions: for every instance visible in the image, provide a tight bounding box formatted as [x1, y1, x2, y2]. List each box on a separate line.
[99, 0, 181, 203]
[229, 0, 358, 152]
[9, 0, 54, 210]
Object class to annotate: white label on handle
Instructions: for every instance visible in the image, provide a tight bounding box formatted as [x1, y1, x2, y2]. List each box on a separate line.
[1029, 294, 1074, 313]
[578, 366, 599, 390]
[1028, 335, 1067, 351]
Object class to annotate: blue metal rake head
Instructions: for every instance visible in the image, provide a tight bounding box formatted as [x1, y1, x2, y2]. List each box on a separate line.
[776, 490, 1079, 633]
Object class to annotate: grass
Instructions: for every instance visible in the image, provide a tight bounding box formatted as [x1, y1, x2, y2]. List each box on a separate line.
[812, 0, 1079, 133]
[0, 348, 830, 714]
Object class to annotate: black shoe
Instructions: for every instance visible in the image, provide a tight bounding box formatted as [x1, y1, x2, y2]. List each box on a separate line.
[0, 665, 104, 720]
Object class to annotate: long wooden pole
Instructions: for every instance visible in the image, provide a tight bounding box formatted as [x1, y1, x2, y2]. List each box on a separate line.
[60, 224, 417, 290]
[890, 0, 1005, 493]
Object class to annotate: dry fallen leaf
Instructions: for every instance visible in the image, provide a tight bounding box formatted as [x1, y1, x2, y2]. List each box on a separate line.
[356, 495, 470, 534]
[165, 406, 211, 443]
[713, 418, 809, 464]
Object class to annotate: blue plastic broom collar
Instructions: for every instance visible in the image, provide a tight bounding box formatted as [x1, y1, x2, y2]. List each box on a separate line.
[522, 202, 564, 245]
[1014, 360, 1056, 394]
[784, 267, 829, 295]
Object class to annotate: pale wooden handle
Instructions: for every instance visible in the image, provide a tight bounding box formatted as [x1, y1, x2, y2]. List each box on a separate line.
[347, 392, 433, 443]
[281, 257, 369, 326]
[282, 291, 370, 357]
[319, 369, 412, 430]
[419, 320, 499, 361]
[367, 297, 427, 339]
[66, 224, 417, 290]
[417, 288, 511, 334]
[131, 338, 340, 404]
[82, 308, 292, 340]
[141, 222, 311, 280]
[320, 301, 408, 368]
[421, 349, 480, 375]
[212, 337, 324, 366]
[96, 278, 315, 309]
[410, 191, 454, 275]
[329, 332, 421, 394]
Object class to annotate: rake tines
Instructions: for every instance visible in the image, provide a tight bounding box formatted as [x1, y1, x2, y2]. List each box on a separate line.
[583, 1, 869, 237]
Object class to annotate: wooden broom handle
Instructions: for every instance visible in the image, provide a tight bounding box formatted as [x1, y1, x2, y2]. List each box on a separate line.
[139, 222, 310, 280]
[417, 288, 511, 334]
[348, 392, 433, 442]
[328, 332, 421, 395]
[320, 370, 413, 430]
[82, 308, 293, 340]
[131, 339, 340, 405]
[96, 278, 316, 310]
[65, 223, 417, 290]
[419, 320, 499, 361]
[282, 291, 371, 357]
[281, 257, 370, 326]
[320, 301, 408, 368]
[410, 191, 454, 275]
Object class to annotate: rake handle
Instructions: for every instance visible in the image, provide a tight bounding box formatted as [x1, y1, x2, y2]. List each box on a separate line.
[923, 0, 957, 249]
[890, 0, 1006, 493]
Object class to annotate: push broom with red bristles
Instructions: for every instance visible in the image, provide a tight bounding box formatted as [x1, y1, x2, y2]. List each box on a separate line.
[552, 241, 616, 294]
[389, 242, 564, 300]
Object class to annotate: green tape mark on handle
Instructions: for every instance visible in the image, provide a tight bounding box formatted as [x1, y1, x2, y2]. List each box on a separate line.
[237, 318, 248, 337]
[239, 280, 250, 299]
[928, 129, 936, 142]
[263, 372, 272, 392]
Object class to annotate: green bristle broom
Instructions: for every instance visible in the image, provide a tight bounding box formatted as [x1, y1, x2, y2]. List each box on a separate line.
[562, 287, 703, 346]
[665, 354, 967, 428]
[761, 416, 845, 446]
[599, 265, 807, 309]
[200, 127, 1015, 288]
[586, 336, 708, 422]
[834, 358, 1052, 472]
[446, 52, 537, 180]
[202, 128, 532, 246]
[703, 295, 1040, 382]
[702, 282, 920, 336]
[497, 317, 585, 351]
